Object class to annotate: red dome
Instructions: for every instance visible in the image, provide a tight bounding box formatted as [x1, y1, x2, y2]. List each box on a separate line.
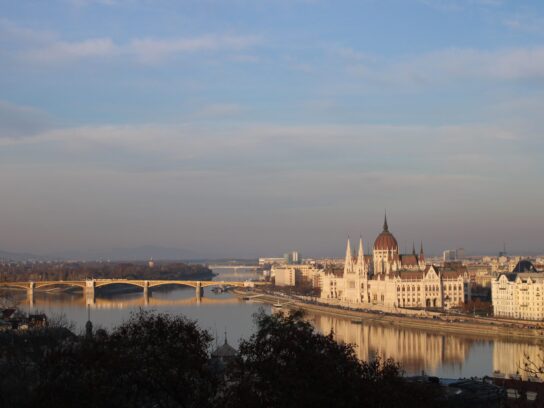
[373, 230, 398, 251]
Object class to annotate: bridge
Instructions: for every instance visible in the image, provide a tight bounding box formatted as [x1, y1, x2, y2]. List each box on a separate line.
[207, 265, 259, 270]
[0, 279, 265, 306]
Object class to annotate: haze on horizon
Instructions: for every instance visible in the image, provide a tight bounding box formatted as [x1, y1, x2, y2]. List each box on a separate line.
[1, 0, 543, 259]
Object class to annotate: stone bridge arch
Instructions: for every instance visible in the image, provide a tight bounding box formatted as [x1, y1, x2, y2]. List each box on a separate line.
[0, 282, 31, 291]
[34, 281, 87, 291]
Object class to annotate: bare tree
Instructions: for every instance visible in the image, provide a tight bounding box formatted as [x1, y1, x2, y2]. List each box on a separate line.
[522, 349, 544, 378]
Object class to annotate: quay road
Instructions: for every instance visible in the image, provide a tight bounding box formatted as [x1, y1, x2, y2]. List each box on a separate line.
[0, 279, 265, 306]
[237, 289, 544, 343]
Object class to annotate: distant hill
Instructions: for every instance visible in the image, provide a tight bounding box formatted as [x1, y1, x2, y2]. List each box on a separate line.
[0, 250, 52, 262]
[53, 245, 200, 262]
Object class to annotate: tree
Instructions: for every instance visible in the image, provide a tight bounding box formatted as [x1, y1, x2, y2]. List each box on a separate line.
[31, 309, 217, 408]
[219, 309, 442, 408]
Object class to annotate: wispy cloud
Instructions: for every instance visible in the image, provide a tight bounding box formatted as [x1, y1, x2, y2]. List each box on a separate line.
[129, 35, 261, 64]
[193, 103, 246, 118]
[2, 19, 260, 65]
[0, 18, 56, 45]
[22, 38, 117, 63]
[418, 0, 503, 12]
[0, 100, 54, 139]
[346, 46, 544, 86]
[4, 120, 525, 176]
[504, 15, 544, 35]
[418, 0, 464, 12]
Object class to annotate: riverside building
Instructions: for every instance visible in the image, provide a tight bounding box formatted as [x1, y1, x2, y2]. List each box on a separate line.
[320, 215, 470, 309]
[492, 260, 544, 320]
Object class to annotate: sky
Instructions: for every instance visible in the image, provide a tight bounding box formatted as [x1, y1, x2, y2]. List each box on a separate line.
[1, 0, 544, 258]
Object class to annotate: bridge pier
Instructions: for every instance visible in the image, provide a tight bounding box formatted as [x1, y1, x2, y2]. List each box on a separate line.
[27, 282, 35, 309]
[27, 281, 35, 297]
[195, 281, 203, 303]
[143, 281, 150, 305]
[85, 279, 95, 305]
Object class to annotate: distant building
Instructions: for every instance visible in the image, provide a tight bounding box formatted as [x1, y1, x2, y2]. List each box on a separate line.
[443, 249, 464, 262]
[492, 260, 544, 320]
[211, 333, 237, 374]
[456, 248, 465, 261]
[258, 257, 287, 267]
[274, 267, 296, 286]
[272, 264, 322, 288]
[283, 251, 301, 265]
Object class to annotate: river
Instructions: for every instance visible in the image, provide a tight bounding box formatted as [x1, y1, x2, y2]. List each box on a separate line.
[3, 267, 541, 380]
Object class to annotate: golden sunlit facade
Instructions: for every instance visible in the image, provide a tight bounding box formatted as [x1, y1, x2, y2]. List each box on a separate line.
[321, 216, 470, 309]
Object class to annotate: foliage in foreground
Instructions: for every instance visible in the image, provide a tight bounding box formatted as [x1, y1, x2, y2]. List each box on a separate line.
[0, 309, 443, 408]
[220, 310, 442, 408]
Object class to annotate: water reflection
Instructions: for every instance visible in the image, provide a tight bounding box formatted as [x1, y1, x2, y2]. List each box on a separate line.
[309, 313, 542, 379]
[23, 291, 241, 309]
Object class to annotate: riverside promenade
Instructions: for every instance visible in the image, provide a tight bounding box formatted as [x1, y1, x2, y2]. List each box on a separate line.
[237, 289, 544, 344]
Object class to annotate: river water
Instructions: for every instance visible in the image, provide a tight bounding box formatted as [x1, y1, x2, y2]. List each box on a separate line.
[4, 267, 541, 380]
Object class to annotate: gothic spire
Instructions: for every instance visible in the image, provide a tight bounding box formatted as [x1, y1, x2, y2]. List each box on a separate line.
[412, 241, 416, 255]
[358, 236, 364, 264]
[419, 241, 425, 260]
[383, 211, 389, 232]
[344, 237, 352, 266]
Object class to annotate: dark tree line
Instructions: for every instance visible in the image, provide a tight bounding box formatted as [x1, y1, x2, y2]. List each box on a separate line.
[0, 309, 447, 408]
[0, 262, 213, 282]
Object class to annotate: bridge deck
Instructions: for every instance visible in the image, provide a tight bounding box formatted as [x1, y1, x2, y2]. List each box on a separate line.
[0, 279, 265, 290]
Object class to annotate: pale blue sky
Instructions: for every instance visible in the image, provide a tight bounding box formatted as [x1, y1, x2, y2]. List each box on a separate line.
[1, 0, 543, 258]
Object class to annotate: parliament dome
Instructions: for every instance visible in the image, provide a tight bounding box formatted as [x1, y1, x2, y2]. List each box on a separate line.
[373, 215, 399, 251]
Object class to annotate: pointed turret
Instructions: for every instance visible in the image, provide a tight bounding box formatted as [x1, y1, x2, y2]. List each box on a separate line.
[344, 237, 353, 270]
[383, 211, 389, 232]
[419, 241, 425, 262]
[412, 241, 416, 255]
[358, 236, 365, 266]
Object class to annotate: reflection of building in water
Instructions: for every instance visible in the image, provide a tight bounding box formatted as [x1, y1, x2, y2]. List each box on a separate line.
[493, 340, 542, 379]
[311, 314, 470, 374]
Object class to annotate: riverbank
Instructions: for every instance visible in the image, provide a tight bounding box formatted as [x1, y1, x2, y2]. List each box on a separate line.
[235, 289, 544, 344]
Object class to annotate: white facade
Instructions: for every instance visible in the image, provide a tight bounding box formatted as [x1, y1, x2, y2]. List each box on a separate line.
[274, 267, 296, 286]
[492, 272, 544, 320]
[272, 264, 322, 288]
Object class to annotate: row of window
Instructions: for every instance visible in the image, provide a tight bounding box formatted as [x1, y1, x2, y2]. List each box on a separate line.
[396, 284, 462, 292]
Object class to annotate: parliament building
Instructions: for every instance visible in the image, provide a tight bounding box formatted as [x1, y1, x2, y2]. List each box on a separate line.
[321, 215, 470, 309]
